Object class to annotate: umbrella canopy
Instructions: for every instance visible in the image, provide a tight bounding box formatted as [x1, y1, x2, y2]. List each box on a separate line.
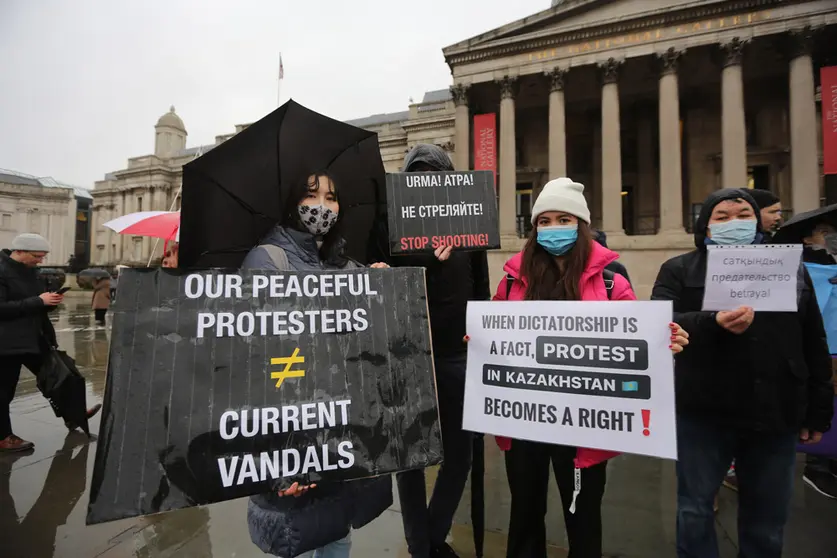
[37, 268, 66, 292]
[103, 211, 180, 241]
[773, 203, 837, 244]
[37, 349, 91, 436]
[179, 100, 386, 268]
[77, 268, 111, 289]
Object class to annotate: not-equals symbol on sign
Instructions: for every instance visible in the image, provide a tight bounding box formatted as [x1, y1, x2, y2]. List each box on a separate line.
[270, 348, 305, 388]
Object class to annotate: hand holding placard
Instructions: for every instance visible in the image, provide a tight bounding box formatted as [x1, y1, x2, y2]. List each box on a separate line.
[715, 306, 755, 334]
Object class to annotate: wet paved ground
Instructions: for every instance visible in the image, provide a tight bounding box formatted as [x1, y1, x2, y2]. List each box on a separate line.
[3, 295, 837, 557]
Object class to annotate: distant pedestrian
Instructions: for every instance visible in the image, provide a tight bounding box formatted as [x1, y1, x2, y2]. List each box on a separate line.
[91, 276, 110, 325]
[0, 234, 101, 452]
[652, 189, 833, 558]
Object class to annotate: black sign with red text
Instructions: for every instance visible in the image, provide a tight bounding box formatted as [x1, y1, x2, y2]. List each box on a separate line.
[385, 170, 500, 255]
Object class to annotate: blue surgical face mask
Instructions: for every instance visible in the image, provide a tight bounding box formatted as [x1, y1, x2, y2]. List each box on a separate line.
[707, 219, 757, 245]
[537, 225, 578, 256]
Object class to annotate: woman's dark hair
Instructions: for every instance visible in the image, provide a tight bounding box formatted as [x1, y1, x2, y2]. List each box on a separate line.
[281, 170, 348, 267]
[521, 220, 593, 301]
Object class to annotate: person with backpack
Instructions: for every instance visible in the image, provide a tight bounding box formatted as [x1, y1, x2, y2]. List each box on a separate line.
[241, 171, 392, 558]
[490, 177, 689, 557]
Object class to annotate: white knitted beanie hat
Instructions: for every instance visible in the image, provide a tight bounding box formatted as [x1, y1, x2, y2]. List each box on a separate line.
[530, 177, 590, 224]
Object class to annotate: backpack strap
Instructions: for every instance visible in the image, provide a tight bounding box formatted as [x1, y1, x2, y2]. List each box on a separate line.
[602, 269, 615, 300]
[259, 244, 290, 271]
[505, 274, 515, 300]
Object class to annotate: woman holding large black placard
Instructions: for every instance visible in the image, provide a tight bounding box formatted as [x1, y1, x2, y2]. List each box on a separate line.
[487, 178, 689, 558]
[241, 171, 391, 558]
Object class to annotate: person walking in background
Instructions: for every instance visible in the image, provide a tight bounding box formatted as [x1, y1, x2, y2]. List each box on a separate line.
[242, 171, 392, 558]
[91, 276, 110, 325]
[492, 178, 688, 558]
[651, 189, 833, 558]
[0, 234, 101, 452]
[382, 144, 491, 558]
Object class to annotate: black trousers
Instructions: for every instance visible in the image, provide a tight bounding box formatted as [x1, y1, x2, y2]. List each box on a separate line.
[94, 309, 107, 323]
[0, 354, 43, 439]
[397, 354, 472, 558]
[504, 440, 607, 558]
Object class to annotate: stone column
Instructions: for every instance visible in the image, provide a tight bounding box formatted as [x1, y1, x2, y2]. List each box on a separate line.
[116, 193, 125, 262]
[658, 47, 685, 232]
[547, 68, 568, 179]
[498, 76, 518, 240]
[637, 112, 655, 232]
[789, 27, 820, 213]
[599, 58, 624, 234]
[89, 205, 99, 265]
[721, 38, 748, 190]
[141, 187, 151, 261]
[450, 84, 471, 171]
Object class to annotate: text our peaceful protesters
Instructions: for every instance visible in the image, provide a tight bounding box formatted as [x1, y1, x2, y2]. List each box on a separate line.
[87, 268, 441, 524]
[184, 272, 378, 338]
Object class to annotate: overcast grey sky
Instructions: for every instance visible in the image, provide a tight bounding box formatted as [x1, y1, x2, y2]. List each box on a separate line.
[0, 0, 546, 189]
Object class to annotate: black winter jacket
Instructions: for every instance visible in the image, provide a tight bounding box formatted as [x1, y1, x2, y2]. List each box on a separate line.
[0, 249, 57, 355]
[241, 227, 393, 558]
[651, 189, 833, 433]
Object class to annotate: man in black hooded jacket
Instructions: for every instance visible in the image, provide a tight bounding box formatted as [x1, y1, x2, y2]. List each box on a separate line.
[651, 188, 833, 558]
[377, 144, 490, 558]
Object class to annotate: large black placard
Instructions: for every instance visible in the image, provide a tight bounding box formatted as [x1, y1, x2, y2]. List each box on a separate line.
[87, 267, 441, 525]
[386, 170, 500, 255]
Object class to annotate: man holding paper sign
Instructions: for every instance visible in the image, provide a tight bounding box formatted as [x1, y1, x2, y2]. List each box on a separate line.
[652, 188, 834, 558]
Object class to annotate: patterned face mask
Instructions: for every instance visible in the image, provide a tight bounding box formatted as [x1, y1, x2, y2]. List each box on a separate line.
[297, 204, 338, 236]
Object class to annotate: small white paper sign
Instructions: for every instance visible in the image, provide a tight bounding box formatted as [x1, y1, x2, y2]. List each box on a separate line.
[702, 244, 802, 312]
[464, 300, 677, 460]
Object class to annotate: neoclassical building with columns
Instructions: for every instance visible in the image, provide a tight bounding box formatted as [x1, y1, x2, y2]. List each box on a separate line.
[91, 0, 836, 296]
[442, 0, 836, 295]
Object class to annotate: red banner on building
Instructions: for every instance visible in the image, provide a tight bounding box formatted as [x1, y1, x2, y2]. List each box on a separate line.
[473, 114, 497, 187]
[823, 66, 837, 175]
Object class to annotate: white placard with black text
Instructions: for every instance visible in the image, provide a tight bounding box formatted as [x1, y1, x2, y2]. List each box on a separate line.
[463, 300, 677, 460]
[702, 244, 802, 312]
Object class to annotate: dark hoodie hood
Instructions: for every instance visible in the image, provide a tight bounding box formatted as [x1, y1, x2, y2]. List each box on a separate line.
[401, 144, 454, 172]
[693, 188, 764, 249]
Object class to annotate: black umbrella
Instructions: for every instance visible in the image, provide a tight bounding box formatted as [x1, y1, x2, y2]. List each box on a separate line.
[37, 267, 66, 292]
[179, 100, 386, 269]
[77, 268, 111, 289]
[36, 349, 91, 436]
[471, 434, 485, 558]
[773, 203, 837, 244]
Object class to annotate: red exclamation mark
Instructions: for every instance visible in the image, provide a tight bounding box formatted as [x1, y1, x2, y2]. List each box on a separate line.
[641, 410, 651, 437]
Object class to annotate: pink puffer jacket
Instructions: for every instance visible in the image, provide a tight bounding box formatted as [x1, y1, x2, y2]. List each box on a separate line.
[492, 241, 635, 469]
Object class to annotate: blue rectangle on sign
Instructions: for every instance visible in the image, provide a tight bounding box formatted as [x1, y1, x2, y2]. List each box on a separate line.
[622, 381, 639, 392]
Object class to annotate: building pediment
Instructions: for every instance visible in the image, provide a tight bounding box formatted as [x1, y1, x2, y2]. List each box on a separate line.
[443, 0, 774, 66]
